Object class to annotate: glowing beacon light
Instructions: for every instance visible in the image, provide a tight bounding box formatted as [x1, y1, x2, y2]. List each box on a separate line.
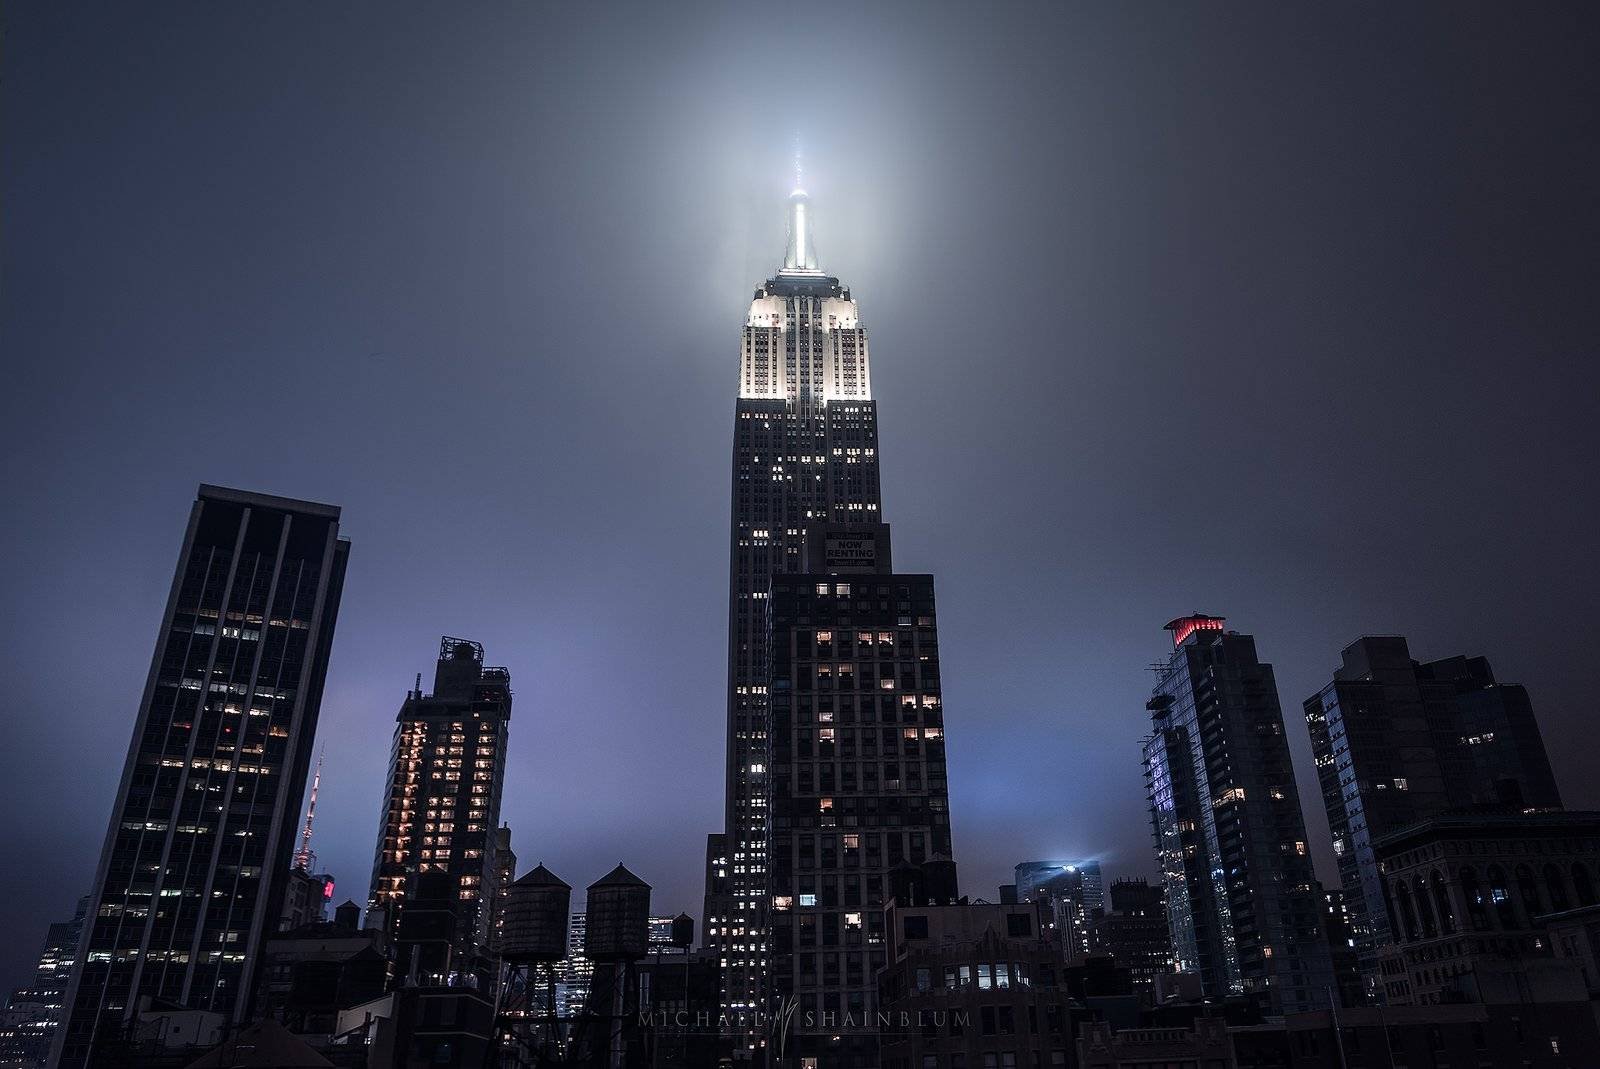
[1165, 613, 1226, 647]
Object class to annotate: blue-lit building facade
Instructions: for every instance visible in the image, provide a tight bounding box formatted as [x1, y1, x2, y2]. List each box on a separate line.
[1143, 614, 1332, 1014]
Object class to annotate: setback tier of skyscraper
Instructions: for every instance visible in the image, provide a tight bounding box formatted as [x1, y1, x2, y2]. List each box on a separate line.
[1142, 614, 1333, 1015]
[54, 486, 349, 1069]
[766, 561, 954, 1066]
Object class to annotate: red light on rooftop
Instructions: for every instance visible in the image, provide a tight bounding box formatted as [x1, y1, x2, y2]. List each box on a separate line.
[1165, 614, 1225, 646]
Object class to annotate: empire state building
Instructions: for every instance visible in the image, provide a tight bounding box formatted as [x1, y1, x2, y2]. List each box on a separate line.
[704, 188, 956, 1061]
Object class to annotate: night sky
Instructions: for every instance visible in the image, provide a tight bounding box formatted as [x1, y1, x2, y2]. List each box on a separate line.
[3, 3, 1598, 993]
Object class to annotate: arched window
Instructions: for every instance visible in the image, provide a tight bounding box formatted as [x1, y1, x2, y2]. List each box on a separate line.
[1413, 876, 1438, 938]
[1545, 864, 1570, 913]
[1574, 864, 1597, 908]
[1395, 882, 1420, 941]
[1430, 870, 1455, 934]
[1460, 867, 1489, 931]
[1515, 865, 1543, 921]
[1487, 866, 1516, 929]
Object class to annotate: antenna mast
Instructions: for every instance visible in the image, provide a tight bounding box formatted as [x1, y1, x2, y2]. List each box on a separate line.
[294, 752, 324, 872]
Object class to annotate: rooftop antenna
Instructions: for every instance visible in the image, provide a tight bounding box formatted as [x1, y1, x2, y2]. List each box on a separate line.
[294, 752, 323, 872]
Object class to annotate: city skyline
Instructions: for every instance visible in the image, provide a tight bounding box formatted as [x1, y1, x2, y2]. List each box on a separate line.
[4, 1, 1599, 1017]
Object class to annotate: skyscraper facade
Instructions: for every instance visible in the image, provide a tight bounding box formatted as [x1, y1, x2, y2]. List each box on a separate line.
[1014, 861, 1105, 916]
[704, 189, 883, 1033]
[1142, 614, 1333, 1015]
[490, 825, 516, 956]
[367, 638, 512, 980]
[1090, 879, 1173, 1000]
[54, 486, 349, 1069]
[1014, 861, 1105, 961]
[1303, 636, 1563, 1000]
[766, 562, 954, 1066]
[1, 897, 88, 1069]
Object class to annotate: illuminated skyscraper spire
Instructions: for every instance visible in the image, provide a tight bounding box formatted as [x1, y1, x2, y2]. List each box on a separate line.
[708, 178, 887, 1050]
[781, 146, 820, 274]
[781, 188, 819, 274]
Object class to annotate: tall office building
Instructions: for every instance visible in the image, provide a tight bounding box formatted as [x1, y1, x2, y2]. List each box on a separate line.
[1090, 879, 1173, 999]
[1, 897, 88, 1069]
[53, 486, 349, 1068]
[1015, 861, 1105, 960]
[367, 638, 512, 979]
[703, 187, 883, 1033]
[766, 555, 954, 1066]
[1142, 614, 1333, 1015]
[1303, 636, 1563, 1000]
[559, 912, 592, 1018]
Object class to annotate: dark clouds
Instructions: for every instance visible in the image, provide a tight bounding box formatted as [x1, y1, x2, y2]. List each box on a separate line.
[2, 1, 1598, 991]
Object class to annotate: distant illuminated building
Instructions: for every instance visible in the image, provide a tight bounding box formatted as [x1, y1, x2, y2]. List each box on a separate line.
[559, 912, 592, 1018]
[1015, 862, 1104, 962]
[648, 916, 689, 956]
[1142, 614, 1333, 1014]
[0, 896, 88, 1069]
[1015, 862, 1104, 911]
[367, 637, 512, 973]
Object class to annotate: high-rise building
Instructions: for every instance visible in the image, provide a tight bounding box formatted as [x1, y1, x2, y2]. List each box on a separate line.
[1015, 861, 1105, 961]
[1320, 887, 1365, 1009]
[1, 897, 88, 1069]
[1014, 861, 1105, 915]
[1303, 636, 1563, 1000]
[558, 911, 592, 1018]
[53, 486, 349, 1069]
[765, 550, 955, 1066]
[528, 909, 593, 1021]
[490, 825, 516, 957]
[367, 638, 512, 977]
[1142, 614, 1333, 1015]
[1424, 655, 1561, 811]
[703, 187, 884, 1035]
[1089, 879, 1172, 999]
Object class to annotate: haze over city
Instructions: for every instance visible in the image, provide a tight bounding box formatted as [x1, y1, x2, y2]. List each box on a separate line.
[3, 0, 1598, 1025]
